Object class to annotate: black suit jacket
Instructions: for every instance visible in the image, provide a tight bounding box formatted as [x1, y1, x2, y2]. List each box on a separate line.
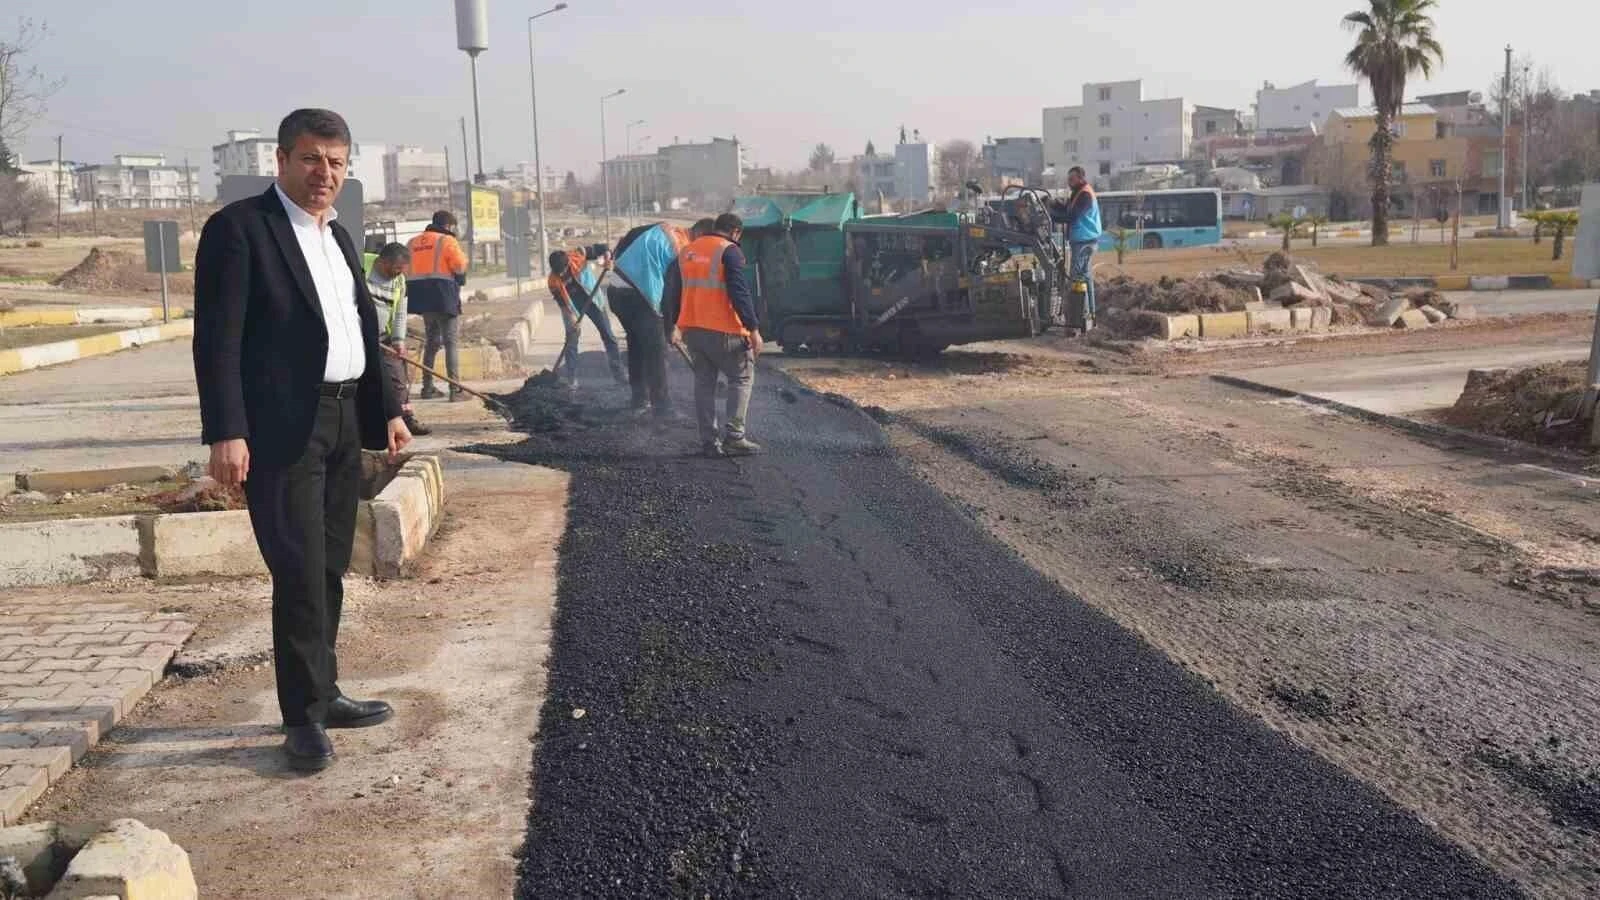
[193, 187, 401, 469]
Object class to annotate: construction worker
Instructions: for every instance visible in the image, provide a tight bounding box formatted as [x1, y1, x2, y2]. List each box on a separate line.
[406, 211, 469, 401]
[1062, 166, 1103, 326]
[608, 221, 692, 418]
[665, 212, 762, 458]
[546, 247, 624, 388]
[366, 242, 430, 436]
[575, 245, 628, 383]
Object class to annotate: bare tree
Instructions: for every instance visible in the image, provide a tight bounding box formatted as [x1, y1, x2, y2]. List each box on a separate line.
[808, 143, 835, 174]
[0, 174, 52, 234]
[936, 139, 978, 199]
[0, 20, 64, 172]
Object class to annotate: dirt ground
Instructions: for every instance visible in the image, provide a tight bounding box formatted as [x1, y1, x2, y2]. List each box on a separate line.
[0, 238, 195, 282]
[1108, 236, 1570, 281]
[775, 343, 1600, 897]
[20, 422, 566, 897]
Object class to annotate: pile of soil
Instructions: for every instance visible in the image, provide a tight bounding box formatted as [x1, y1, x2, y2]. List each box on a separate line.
[144, 479, 247, 514]
[1098, 275, 1256, 315]
[51, 247, 195, 295]
[1441, 362, 1594, 449]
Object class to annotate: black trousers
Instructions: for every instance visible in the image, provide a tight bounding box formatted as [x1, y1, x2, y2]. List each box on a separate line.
[609, 285, 670, 412]
[244, 393, 362, 726]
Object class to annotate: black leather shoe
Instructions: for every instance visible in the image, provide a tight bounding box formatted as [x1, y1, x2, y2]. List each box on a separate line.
[284, 724, 335, 772]
[325, 695, 394, 729]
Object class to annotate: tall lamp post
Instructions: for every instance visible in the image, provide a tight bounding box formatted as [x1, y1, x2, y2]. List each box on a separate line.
[455, 0, 490, 184]
[627, 132, 646, 224]
[600, 88, 626, 241]
[526, 2, 568, 275]
[625, 119, 645, 227]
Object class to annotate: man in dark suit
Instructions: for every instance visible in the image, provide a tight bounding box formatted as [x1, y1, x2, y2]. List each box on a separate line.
[193, 108, 411, 772]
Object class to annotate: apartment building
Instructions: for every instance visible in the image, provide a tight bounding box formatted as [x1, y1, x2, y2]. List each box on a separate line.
[1043, 80, 1190, 179]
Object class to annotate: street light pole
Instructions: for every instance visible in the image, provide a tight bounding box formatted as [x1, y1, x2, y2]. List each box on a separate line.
[634, 135, 651, 226]
[625, 119, 645, 228]
[1498, 45, 1511, 229]
[1522, 64, 1532, 212]
[600, 88, 626, 242]
[527, 3, 568, 276]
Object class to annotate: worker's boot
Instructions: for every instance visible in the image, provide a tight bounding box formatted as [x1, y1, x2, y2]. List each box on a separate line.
[403, 413, 431, 437]
[449, 388, 467, 403]
[420, 385, 445, 400]
[701, 440, 725, 459]
[722, 436, 763, 457]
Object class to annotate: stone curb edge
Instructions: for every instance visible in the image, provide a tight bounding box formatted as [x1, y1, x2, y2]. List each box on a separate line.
[0, 320, 195, 377]
[0, 306, 190, 329]
[1210, 374, 1594, 467]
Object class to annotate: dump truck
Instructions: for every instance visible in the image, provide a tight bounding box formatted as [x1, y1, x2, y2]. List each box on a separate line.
[736, 187, 1086, 355]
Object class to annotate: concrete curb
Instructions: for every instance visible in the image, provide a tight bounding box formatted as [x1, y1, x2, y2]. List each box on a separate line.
[1356, 274, 1598, 292]
[0, 320, 195, 377]
[1211, 374, 1595, 466]
[3, 454, 450, 585]
[365, 455, 445, 578]
[0, 516, 144, 588]
[17, 466, 176, 495]
[0, 819, 197, 899]
[0, 306, 190, 328]
[503, 295, 548, 364]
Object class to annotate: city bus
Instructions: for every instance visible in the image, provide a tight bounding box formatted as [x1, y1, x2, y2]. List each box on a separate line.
[1093, 188, 1223, 251]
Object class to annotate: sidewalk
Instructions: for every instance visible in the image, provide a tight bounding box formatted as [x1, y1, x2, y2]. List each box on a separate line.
[6, 388, 568, 897]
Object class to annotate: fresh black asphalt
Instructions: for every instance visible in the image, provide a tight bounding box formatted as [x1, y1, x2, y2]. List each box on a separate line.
[483, 352, 1518, 899]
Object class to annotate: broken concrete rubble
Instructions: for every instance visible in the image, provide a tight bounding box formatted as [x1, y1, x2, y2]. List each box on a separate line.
[1376, 297, 1412, 327]
[1418, 305, 1449, 324]
[1395, 309, 1431, 329]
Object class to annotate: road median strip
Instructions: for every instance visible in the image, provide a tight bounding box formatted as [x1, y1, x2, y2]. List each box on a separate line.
[0, 320, 195, 377]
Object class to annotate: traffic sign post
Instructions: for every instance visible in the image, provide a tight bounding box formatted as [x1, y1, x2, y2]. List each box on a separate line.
[503, 207, 532, 301]
[143, 220, 181, 323]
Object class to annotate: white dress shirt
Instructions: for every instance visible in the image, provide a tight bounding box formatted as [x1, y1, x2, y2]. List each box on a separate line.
[274, 185, 365, 382]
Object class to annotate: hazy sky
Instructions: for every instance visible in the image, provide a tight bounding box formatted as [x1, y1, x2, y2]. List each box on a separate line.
[13, 0, 1597, 194]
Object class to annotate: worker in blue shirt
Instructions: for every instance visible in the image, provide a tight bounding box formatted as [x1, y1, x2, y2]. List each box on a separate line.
[1062, 166, 1103, 324]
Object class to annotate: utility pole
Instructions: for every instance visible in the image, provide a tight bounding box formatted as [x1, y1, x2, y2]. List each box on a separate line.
[1498, 45, 1511, 229]
[55, 136, 63, 240]
[444, 144, 454, 219]
[599, 89, 626, 242]
[183, 156, 198, 237]
[1521, 64, 1532, 212]
[527, 4, 568, 278]
[459, 118, 474, 261]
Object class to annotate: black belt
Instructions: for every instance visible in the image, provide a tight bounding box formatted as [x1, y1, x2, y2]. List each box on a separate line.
[319, 380, 361, 399]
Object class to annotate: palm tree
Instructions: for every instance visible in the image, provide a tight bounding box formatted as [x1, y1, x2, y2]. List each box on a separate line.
[1343, 0, 1444, 247]
[1269, 213, 1302, 251]
[1307, 214, 1331, 247]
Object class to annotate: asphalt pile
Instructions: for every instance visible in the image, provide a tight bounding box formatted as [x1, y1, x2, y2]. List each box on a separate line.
[1443, 361, 1594, 449]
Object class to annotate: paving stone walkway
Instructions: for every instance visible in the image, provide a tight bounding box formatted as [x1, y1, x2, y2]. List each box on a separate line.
[0, 600, 193, 824]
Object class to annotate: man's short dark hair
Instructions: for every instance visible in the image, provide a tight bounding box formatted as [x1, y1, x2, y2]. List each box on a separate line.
[431, 210, 458, 230]
[549, 251, 569, 272]
[1068, 166, 1087, 179]
[713, 213, 743, 235]
[277, 108, 352, 152]
[377, 242, 411, 263]
[691, 218, 716, 238]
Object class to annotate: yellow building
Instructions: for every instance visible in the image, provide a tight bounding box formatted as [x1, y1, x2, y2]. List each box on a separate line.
[1309, 103, 1514, 217]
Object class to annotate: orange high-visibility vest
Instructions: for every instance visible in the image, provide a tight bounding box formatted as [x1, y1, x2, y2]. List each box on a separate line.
[406, 230, 468, 281]
[676, 235, 746, 336]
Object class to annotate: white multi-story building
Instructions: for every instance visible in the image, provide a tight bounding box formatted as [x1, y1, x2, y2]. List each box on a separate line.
[212, 130, 277, 185]
[658, 137, 743, 208]
[349, 142, 385, 204]
[894, 142, 937, 205]
[1255, 80, 1360, 133]
[18, 160, 83, 209]
[75, 154, 195, 209]
[1043, 80, 1190, 180]
[384, 146, 449, 210]
[854, 153, 897, 204]
[512, 162, 565, 197]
